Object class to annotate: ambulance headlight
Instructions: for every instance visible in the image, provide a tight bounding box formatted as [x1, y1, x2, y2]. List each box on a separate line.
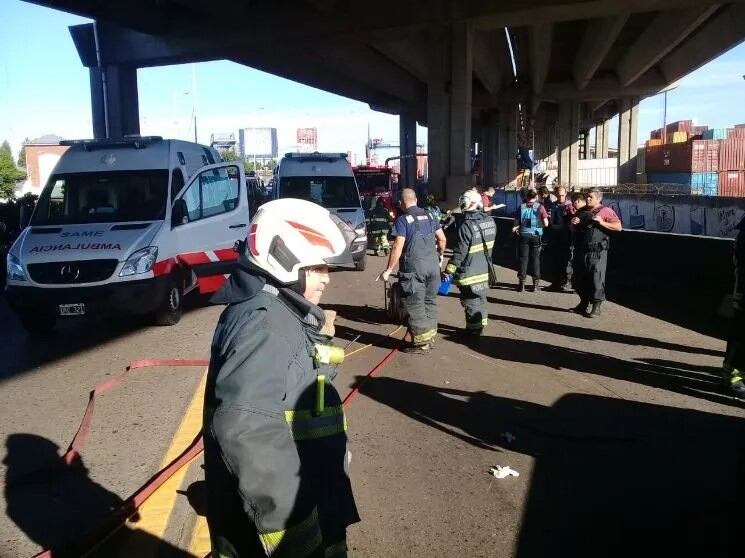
[6, 253, 26, 282]
[120, 247, 158, 277]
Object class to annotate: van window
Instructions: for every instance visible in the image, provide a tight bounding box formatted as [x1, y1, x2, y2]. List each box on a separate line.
[31, 170, 169, 225]
[176, 165, 241, 224]
[279, 176, 360, 208]
[171, 169, 185, 201]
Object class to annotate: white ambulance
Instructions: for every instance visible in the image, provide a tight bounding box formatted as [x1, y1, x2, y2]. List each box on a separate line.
[4, 136, 248, 333]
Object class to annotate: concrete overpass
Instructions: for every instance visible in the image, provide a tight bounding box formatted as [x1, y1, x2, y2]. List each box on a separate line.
[25, 0, 745, 202]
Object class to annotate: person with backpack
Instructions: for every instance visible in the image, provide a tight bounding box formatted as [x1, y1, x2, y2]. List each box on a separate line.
[512, 187, 549, 292]
[443, 190, 497, 335]
[570, 188, 622, 317]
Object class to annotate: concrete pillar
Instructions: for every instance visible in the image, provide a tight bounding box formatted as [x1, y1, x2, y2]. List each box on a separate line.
[445, 21, 473, 204]
[595, 120, 610, 159]
[618, 96, 640, 183]
[558, 101, 580, 187]
[426, 28, 450, 202]
[399, 113, 417, 189]
[481, 110, 498, 187]
[89, 64, 140, 139]
[496, 106, 517, 186]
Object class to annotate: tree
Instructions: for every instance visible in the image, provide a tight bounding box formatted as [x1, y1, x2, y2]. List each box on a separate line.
[219, 147, 239, 162]
[17, 138, 29, 169]
[0, 140, 26, 200]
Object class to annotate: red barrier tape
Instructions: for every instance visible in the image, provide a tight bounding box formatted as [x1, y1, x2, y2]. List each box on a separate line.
[32, 331, 407, 557]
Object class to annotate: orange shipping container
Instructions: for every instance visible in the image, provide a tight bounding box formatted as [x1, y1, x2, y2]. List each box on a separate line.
[719, 171, 745, 197]
[646, 138, 663, 147]
[720, 139, 745, 170]
[671, 131, 688, 143]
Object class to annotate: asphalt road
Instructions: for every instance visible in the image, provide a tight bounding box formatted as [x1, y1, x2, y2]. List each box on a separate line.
[1, 259, 744, 557]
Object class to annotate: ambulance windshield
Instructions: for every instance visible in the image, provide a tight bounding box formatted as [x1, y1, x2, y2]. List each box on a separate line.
[31, 170, 169, 225]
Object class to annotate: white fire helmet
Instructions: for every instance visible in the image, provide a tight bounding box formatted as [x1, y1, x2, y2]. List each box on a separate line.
[459, 190, 483, 212]
[245, 198, 355, 284]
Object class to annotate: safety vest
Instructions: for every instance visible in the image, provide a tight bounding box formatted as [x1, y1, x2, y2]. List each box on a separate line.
[519, 202, 543, 236]
[575, 206, 610, 252]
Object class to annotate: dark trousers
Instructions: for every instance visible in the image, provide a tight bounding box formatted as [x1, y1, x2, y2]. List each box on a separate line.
[460, 284, 488, 331]
[725, 308, 745, 372]
[573, 249, 608, 303]
[549, 230, 573, 287]
[518, 233, 542, 282]
[399, 267, 440, 346]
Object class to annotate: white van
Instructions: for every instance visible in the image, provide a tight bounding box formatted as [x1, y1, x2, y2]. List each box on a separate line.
[275, 152, 367, 270]
[4, 136, 247, 333]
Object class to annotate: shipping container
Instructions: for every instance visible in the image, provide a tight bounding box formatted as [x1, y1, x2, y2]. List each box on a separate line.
[720, 139, 745, 170]
[645, 142, 693, 172]
[692, 125, 709, 135]
[719, 171, 745, 197]
[650, 129, 662, 140]
[690, 140, 720, 172]
[728, 128, 745, 139]
[735, 124, 745, 129]
[666, 120, 692, 137]
[647, 172, 692, 185]
[671, 131, 688, 143]
[691, 172, 719, 196]
[646, 138, 663, 147]
[702, 128, 727, 140]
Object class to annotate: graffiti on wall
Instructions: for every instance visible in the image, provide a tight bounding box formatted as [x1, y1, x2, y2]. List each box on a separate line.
[655, 205, 676, 233]
[492, 191, 745, 239]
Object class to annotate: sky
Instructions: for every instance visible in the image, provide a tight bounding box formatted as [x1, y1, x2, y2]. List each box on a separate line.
[2, 0, 745, 162]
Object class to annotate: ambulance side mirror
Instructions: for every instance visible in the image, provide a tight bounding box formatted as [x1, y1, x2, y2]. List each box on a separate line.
[19, 205, 32, 229]
[172, 199, 188, 227]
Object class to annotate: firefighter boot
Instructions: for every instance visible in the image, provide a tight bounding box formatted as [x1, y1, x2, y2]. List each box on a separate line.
[727, 369, 745, 400]
[517, 281, 525, 293]
[587, 301, 603, 318]
[571, 299, 590, 314]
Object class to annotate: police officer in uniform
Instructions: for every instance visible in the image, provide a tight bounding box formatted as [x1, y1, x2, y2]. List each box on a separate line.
[378, 188, 447, 353]
[723, 215, 745, 399]
[205, 199, 359, 557]
[443, 190, 497, 335]
[570, 189, 622, 317]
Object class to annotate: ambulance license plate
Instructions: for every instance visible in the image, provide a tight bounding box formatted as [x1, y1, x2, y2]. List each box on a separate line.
[59, 303, 86, 316]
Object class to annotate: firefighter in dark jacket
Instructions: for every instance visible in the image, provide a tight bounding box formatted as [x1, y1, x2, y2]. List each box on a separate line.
[205, 198, 360, 557]
[724, 215, 745, 399]
[366, 196, 392, 255]
[443, 190, 497, 335]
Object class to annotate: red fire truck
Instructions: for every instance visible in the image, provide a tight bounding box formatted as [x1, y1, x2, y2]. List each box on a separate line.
[353, 165, 397, 213]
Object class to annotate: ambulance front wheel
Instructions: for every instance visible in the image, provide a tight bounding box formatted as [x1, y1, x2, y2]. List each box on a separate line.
[354, 255, 367, 272]
[19, 312, 56, 335]
[153, 277, 184, 326]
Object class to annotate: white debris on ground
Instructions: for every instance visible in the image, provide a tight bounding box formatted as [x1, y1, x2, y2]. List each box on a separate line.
[489, 466, 520, 479]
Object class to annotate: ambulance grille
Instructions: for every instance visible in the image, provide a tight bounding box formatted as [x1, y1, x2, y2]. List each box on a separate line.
[27, 259, 119, 284]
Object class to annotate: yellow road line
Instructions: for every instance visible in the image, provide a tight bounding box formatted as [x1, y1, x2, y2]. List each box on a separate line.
[118, 371, 207, 556]
[188, 515, 211, 556]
